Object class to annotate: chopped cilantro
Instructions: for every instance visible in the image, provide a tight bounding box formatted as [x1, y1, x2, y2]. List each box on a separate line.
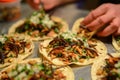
[82, 49, 86, 54]
[27, 32, 31, 35]
[40, 78, 44, 80]
[72, 58, 78, 62]
[115, 61, 120, 68]
[9, 54, 13, 57]
[78, 55, 82, 58]
[86, 56, 90, 60]
[65, 38, 72, 43]
[73, 49, 79, 54]
[39, 8, 45, 14]
[38, 64, 45, 70]
[54, 28, 59, 34]
[82, 37, 87, 42]
[39, 20, 43, 24]
[32, 11, 38, 16]
[28, 70, 34, 75]
[57, 53, 63, 57]
[46, 70, 52, 75]
[116, 36, 120, 41]
[25, 25, 29, 30]
[4, 36, 8, 41]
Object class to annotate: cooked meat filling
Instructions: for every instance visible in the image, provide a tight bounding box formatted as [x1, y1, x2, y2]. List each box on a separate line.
[0, 35, 31, 64]
[15, 10, 62, 37]
[47, 32, 98, 64]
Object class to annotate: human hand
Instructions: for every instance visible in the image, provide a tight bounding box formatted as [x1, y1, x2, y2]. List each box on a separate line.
[26, 0, 64, 10]
[26, 0, 40, 10]
[81, 3, 120, 37]
[26, 0, 76, 10]
[38, 0, 61, 10]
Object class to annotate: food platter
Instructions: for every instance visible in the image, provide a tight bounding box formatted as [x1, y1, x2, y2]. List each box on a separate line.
[0, 3, 116, 80]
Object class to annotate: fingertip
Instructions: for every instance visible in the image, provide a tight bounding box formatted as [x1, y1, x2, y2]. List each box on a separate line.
[86, 23, 98, 31]
[33, 0, 40, 4]
[81, 19, 89, 26]
[80, 20, 84, 24]
[82, 13, 95, 25]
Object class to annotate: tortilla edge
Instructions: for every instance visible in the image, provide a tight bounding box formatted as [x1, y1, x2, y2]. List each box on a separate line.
[8, 16, 69, 41]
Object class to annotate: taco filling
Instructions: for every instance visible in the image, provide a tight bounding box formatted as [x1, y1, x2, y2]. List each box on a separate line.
[45, 32, 99, 64]
[77, 26, 92, 38]
[1, 61, 66, 80]
[0, 35, 31, 64]
[96, 55, 120, 80]
[15, 9, 63, 38]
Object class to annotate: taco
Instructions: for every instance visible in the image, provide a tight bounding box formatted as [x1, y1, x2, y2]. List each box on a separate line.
[91, 53, 120, 80]
[72, 18, 94, 38]
[112, 36, 120, 51]
[8, 9, 68, 41]
[39, 31, 107, 66]
[0, 34, 34, 69]
[0, 58, 74, 80]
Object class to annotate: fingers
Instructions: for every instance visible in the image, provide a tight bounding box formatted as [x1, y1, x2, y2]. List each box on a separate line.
[86, 12, 115, 31]
[33, 0, 40, 4]
[41, 0, 53, 10]
[114, 28, 120, 36]
[81, 4, 108, 25]
[26, 0, 40, 10]
[97, 17, 120, 37]
[41, 0, 60, 10]
[80, 3, 120, 37]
